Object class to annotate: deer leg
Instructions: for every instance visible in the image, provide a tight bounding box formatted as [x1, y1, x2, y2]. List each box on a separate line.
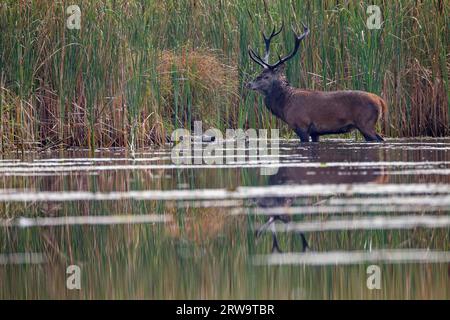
[271, 223, 282, 253]
[255, 216, 283, 253]
[358, 127, 382, 142]
[295, 128, 310, 142]
[299, 233, 310, 252]
[358, 106, 384, 142]
[283, 223, 309, 252]
[362, 133, 378, 142]
[277, 216, 309, 252]
[311, 134, 320, 142]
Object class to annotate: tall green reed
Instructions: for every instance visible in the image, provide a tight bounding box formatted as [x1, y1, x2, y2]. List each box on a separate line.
[0, 0, 448, 150]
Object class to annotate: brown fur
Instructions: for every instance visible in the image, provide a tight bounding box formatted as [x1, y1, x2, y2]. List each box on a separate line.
[255, 144, 388, 252]
[248, 67, 387, 142]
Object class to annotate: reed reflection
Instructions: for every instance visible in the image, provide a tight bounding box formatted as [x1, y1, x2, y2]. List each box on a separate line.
[255, 143, 387, 253]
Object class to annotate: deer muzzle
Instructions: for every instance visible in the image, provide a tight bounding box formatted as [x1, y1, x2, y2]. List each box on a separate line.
[246, 81, 256, 90]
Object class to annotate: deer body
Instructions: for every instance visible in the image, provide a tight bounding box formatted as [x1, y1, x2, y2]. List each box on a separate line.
[260, 78, 386, 142]
[248, 23, 386, 142]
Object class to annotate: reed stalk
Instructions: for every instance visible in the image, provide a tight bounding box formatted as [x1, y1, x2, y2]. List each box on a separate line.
[0, 0, 448, 150]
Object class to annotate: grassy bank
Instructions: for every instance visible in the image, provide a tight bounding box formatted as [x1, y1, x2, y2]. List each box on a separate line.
[0, 0, 449, 150]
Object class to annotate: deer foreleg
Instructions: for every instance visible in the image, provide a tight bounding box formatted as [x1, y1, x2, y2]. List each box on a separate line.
[311, 134, 320, 142]
[295, 128, 310, 142]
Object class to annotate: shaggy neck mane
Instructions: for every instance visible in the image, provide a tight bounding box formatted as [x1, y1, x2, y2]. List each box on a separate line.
[263, 75, 292, 120]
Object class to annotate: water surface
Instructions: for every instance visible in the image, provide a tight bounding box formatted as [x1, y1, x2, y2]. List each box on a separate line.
[1, 138, 449, 299]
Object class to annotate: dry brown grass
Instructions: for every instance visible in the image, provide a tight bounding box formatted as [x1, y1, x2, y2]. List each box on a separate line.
[157, 47, 239, 126]
[165, 206, 243, 244]
[1, 0, 448, 150]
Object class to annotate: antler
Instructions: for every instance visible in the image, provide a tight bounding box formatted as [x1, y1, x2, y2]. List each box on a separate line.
[248, 22, 309, 70]
[248, 46, 269, 69]
[262, 22, 284, 63]
[248, 22, 284, 69]
[269, 22, 309, 69]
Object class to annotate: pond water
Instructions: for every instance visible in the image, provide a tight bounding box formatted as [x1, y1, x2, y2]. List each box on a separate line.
[0, 138, 449, 299]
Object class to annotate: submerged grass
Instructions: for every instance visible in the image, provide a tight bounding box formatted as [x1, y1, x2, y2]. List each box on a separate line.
[0, 0, 449, 150]
[1, 165, 449, 299]
[0, 141, 449, 298]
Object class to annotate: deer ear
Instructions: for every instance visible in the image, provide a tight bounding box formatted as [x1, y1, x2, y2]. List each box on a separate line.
[274, 64, 285, 74]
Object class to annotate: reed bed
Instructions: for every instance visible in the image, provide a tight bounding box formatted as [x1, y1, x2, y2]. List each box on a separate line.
[0, 0, 448, 150]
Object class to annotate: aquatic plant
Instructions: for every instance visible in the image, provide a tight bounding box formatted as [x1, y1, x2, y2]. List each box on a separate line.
[0, 0, 448, 150]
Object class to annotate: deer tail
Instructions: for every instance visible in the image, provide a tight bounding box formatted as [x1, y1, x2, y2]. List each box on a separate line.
[378, 97, 388, 132]
[379, 98, 388, 118]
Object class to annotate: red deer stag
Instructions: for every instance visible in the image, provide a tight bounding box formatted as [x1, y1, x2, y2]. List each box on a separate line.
[247, 23, 387, 142]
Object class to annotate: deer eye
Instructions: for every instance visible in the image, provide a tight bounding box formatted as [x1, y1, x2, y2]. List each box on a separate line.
[264, 76, 269, 79]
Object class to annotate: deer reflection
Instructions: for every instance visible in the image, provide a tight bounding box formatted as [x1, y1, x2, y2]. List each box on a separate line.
[255, 142, 387, 253]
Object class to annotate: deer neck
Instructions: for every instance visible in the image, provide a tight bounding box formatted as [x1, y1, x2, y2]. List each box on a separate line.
[263, 80, 291, 121]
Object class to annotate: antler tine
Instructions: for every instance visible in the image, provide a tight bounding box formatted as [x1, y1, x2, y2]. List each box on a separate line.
[293, 21, 309, 42]
[262, 22, 284, 64]
[270, 22, 309, 69]
[301, 21, 308, 30]
[251, 48, 271, 68]
[248, 46, 269, 69]
[248, 21, 307, 70]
